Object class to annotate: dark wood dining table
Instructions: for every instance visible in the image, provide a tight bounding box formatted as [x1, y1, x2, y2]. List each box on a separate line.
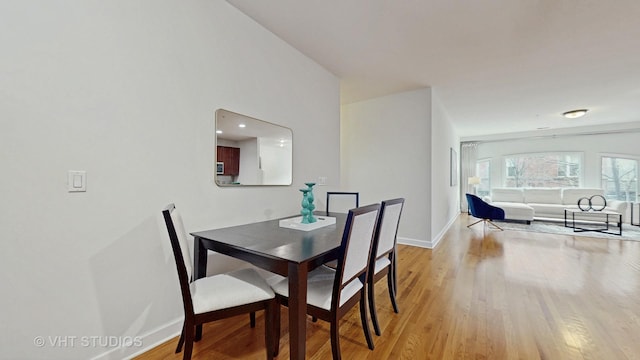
[191, 212, 347, 360]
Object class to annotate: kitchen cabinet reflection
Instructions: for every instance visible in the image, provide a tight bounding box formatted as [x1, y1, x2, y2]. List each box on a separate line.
[215, 109, 292, 186]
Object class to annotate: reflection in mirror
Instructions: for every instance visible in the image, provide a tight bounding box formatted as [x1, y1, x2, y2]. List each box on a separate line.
[215, 109, 293, 186]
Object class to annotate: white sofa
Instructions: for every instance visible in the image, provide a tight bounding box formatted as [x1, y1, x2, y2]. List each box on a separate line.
[484, 188, 628, 223]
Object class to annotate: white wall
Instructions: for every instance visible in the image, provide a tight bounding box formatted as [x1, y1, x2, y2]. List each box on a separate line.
[430, 90, 460, 244]
[0, 1, 340, 359]
[238, 138, 259, 185]
[341, 89, 433, 247]
[259, 138, 292, 185]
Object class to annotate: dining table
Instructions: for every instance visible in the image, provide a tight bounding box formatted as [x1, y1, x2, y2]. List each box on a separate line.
[190, 212, 347, 360]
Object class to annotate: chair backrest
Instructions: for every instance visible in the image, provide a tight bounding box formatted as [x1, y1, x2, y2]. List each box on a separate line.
[466, 193, 479, 217]
[466, 193, 505, 220]
[333, 203, 380, 308]
[326, 192, 360, 214]
[374, 198, 405, 260]
[162, 204, 195, 315]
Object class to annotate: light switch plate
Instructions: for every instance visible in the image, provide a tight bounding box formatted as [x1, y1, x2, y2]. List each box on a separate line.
[68, 171, 86, 192]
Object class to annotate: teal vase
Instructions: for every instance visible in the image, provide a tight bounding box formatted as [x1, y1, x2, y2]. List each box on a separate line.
[304, 182, 317, 223]
[300, 189, 311, 224]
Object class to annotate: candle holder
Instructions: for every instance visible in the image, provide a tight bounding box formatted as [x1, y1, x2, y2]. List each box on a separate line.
[300, 183, 317, 224]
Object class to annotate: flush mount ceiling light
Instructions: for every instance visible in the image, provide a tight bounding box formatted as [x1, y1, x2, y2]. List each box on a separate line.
[562, 109, 588, 119]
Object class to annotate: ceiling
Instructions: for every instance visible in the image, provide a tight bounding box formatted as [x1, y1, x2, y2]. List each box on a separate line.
[227, 0, 640, 138]
[216, 109, 292, 143]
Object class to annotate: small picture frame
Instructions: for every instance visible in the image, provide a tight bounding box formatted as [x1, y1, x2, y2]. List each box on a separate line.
[216, 162, 224, 175]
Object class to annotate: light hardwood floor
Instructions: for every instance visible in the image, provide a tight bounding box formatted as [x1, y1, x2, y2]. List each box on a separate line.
[135, 214, 640, 359]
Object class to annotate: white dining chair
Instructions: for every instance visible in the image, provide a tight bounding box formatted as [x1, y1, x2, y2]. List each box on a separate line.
[326, 191, 360, 214]
[368, 198, 405, 336]
[271, 203, 380, 360]
[162, 204, 279, 360]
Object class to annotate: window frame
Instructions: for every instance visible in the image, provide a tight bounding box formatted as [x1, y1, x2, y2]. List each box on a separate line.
[475, 158, 491, 197]
[600, 153, 638, 202]
[502, 151, 584, 188]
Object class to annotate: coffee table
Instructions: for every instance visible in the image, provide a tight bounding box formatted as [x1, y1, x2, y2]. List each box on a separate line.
[564, 208, 622, 236]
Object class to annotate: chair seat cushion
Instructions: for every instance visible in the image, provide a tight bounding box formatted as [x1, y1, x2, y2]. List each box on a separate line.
[490, 202, 535, 221]
[374, 257, 391, 274]
[272, 266, 363, 311]
[190, 268, 274, 315]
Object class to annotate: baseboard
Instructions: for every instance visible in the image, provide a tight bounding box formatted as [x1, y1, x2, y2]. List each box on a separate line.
[398, 214, 457, 249]
[398, 236, 432, 248]
[90, 318, 182, 360]
[430, 214, 458, 248]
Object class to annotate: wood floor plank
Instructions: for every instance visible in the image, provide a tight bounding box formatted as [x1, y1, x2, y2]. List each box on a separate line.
[134, 214, 640, 359]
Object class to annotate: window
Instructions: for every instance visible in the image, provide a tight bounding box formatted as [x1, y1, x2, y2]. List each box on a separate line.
[557, 157, 579, 177]
[601, 156, 637, 201]
[504, 152, 582, 188]
[475, 159, 491, 197]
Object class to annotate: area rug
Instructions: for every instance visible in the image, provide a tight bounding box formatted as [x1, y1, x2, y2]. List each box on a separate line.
[497, 220, 640, 241]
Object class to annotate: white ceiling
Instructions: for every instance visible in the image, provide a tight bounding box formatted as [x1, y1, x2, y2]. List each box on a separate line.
[216, 109, 292, 142]
[227, 0, 640, 138]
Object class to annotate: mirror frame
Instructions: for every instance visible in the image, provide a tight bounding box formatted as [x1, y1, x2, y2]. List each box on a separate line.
[215, 109, 293, 187]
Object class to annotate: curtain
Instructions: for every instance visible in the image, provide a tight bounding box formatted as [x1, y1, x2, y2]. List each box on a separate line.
[460, 142, 479, 212]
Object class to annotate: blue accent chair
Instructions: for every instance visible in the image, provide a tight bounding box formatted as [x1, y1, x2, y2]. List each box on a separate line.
[466, 193, 505, 231]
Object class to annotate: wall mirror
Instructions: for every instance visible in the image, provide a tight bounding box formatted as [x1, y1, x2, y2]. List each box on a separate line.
[215, 109, 293, 186]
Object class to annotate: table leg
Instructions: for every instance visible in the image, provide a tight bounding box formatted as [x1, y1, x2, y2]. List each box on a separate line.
[288, 262, 308, 360]
[193, 237, 208, 280]
[618, 214, 622, 235]
[193, 237, 208, 341]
